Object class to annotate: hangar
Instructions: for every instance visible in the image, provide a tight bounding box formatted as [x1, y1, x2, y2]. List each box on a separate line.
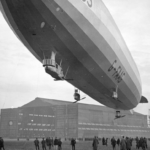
[0, 97, 149, 139]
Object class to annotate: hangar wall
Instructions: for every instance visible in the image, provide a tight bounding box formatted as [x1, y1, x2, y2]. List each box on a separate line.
[78, 104, 149, 138]
[0, 97, 149, 138]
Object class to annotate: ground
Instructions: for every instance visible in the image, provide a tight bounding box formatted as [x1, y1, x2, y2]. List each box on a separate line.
[3, 140, 150, 150]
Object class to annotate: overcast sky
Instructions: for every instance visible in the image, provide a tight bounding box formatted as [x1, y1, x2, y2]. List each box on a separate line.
[0, 0, 150, 115]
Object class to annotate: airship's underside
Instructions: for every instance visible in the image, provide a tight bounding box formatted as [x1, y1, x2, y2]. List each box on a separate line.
[0, 0, 144, 110]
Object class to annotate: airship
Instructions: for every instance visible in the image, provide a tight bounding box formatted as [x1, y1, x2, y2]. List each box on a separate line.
[0, 0, 148, 117]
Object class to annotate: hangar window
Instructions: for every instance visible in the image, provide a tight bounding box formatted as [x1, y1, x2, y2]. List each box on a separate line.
[19, 128, 22, 130]
[29, 114, 33, 116]
[29, 128, 33, 131]
[19, 113, 23, 116]
[34, 114, 38, 116]
[42, 124, 46, 126]
[44, 115, 47, 117]
[18, 123, 21, 125]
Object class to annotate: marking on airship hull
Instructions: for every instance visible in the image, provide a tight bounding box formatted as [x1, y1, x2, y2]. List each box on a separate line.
[81, 0, 93, 8]
[108, 60, 126, 83]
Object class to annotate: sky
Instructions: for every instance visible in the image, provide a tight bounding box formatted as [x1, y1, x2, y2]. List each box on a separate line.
[0, 0, 150, 115]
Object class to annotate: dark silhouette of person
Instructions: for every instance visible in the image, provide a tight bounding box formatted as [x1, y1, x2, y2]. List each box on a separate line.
[54, 137, 58, 150]
[0, 137, 5, 150]
[41, 138, 47, 150]
[34, 138, 40, 150]
[58, 138, 62, 150]
[111, 137, 116, 150]
[71, 138, 76, 150]
[92, 136, 99, 150]
[102, 137, 105, 145]
[46, 137, 51, 150]
[117, 138, 120, 146]
[105, 138, 108, 146]
[126, 137, 131, 150]
[120, 136, 126, 150]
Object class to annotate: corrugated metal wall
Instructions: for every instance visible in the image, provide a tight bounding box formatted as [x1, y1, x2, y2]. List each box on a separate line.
[78, 105, 150, 138]
[55, 104, 78, 138]
[0, 102, 149, 139]
[0, 109, 18, 138]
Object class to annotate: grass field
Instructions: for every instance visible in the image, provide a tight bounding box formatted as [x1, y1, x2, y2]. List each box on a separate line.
[3, 140, 150, 150]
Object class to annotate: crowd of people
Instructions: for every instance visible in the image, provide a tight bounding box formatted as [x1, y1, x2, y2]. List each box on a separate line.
[135, 137, 147, 150]
[0, 136, 148, 150]
[34, 137, 63, 150]
[34, 137, 76, 150]
[92, 136, 148, 150]
[110, 136, 148, 150]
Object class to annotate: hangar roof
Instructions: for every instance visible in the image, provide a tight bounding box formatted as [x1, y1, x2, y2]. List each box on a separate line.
[21, 97, 145, 116]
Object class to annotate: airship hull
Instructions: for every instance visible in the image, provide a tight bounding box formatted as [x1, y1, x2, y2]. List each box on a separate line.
[0, 0, 141, 110]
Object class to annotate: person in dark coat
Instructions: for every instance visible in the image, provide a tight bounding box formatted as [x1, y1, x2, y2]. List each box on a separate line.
[41, 138, 47, 150]
[71, 138, 76, 150]
[111, 137, 116, 150]
[54, 137, 58, 150]
[126, 137, 131, 150]
[46, 137, 52, 150]
[120, 136, 126, 150]
[141, 137, 146, 150]
[102, 137, 105, 145]
[58, 138, 62, 150]
[92, 136, 99, 150]
[117, 138, 120, 147]
[0, 137, 5, 150]
[34, 138, 40, 150]
[46, 137, 49, 147]
[51, 138, 54, 148]
[105, 138, 108, 146]
[136, 137, 139, 149]
[144, 137, 147, 149]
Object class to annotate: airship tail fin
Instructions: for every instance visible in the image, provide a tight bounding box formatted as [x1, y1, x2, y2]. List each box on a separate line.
[140, 96, 148, 103]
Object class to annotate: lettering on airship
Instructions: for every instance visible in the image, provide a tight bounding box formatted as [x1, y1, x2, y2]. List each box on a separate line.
[108, 60, 125, 83]
[81, 0, 93, 8]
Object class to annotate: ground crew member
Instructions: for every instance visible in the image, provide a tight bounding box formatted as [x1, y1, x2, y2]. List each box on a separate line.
[34, 138, 40, 150]
[92, 136, 99, 150]
[41, 138, 47, 150]
[71, 138, 76, 150]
